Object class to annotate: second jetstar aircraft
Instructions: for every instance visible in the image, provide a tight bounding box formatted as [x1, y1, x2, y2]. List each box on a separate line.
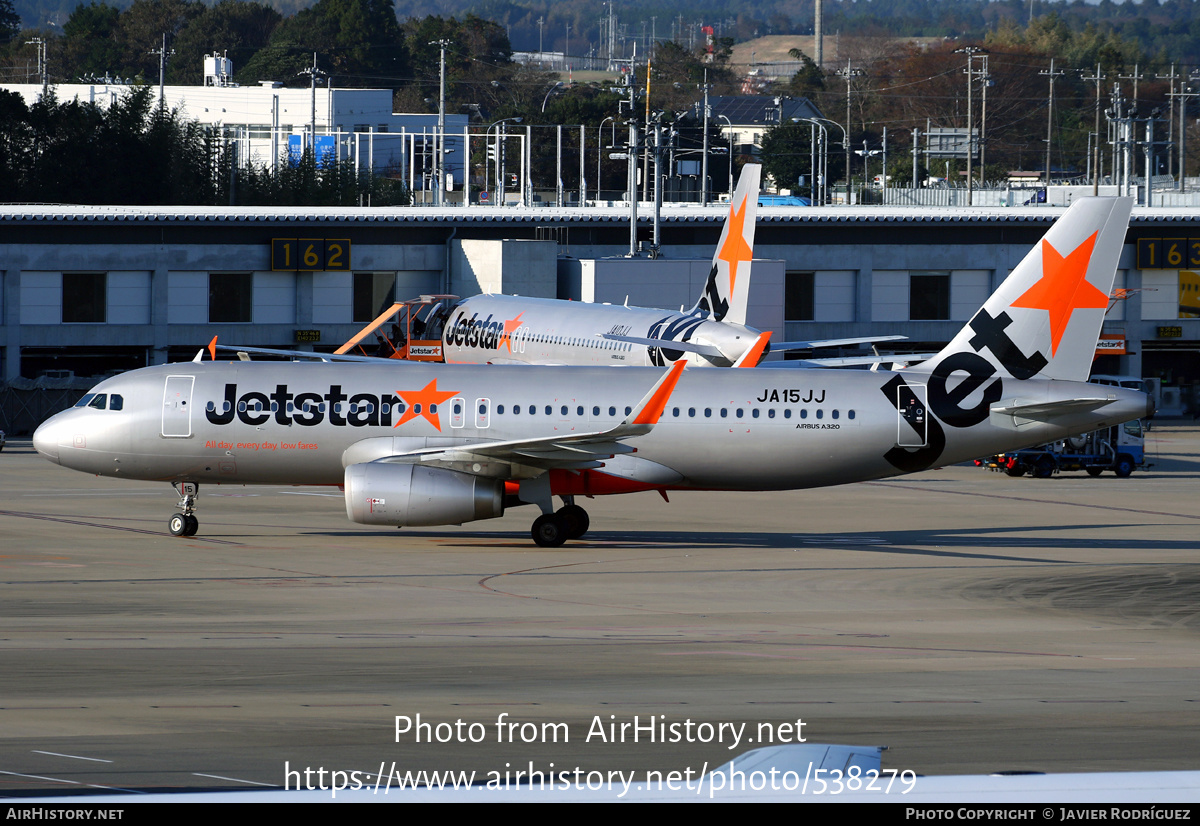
[34, 198, 1150, 546]
[435, 163, 897, 368]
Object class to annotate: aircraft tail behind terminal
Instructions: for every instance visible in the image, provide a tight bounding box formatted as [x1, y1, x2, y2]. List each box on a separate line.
[690, 164, 761, 327]
[919, 196, 1133, 384]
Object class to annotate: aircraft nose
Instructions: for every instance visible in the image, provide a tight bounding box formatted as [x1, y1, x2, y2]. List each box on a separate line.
[32, 416, 62, 464]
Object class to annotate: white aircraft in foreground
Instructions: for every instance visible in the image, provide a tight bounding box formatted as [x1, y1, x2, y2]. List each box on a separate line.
[33, 198, 1151, 546]
[330, 163, 902, 369]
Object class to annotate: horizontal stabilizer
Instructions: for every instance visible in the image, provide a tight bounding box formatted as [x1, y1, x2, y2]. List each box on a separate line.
[990, 396, 1118, 430]
[757, 353, 936, 369]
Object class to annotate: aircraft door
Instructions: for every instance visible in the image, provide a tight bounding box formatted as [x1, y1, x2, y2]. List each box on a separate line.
[896, 383, 928, 448]
[162, 375, 195, 438]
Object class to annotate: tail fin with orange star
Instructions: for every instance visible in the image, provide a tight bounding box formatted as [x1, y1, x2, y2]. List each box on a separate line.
[917, 197, 1133, 384]
[690, 163, 761, 327]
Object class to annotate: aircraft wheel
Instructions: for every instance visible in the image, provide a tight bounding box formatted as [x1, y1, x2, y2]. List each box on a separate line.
[183, 515, 199, 536]
[1004, 465, 1025, 477]
[532, 514, 567, 547]
[558, 505, 590, 539]
[169, 513, 188, 536]
[1032, 456, 1055, 479]
[1086, 467, 1104, 477]
[1113, 455, 1135, 478]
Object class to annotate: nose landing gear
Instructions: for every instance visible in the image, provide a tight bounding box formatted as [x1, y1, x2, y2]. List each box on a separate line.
[169, 482, 199, 537]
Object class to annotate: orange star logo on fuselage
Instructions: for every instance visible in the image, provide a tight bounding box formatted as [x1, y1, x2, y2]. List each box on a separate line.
[1010, 231, 1106, 357]
[499, 312, 524, 352]
[393, 379, 459, 431]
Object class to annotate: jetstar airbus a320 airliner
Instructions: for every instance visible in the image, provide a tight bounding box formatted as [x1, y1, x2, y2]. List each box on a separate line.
[34, 198, 1152, 546]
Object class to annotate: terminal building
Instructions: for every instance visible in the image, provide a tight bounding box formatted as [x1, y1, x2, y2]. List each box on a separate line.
[2, 202, 1199, 431]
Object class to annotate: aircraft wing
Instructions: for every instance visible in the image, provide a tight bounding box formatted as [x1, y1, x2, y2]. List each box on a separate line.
[379, 361, 687, 471]
[204, 343, 402, 364]
[770, 335, 908, 351]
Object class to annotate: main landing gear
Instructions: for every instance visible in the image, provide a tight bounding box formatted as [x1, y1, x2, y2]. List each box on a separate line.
[530, 498, 590, 547]
[169, 481, 199, 537]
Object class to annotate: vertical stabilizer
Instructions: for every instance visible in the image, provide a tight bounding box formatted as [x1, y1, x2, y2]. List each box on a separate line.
[919, 197, 1133, 383]
[692, 163, 761, 325]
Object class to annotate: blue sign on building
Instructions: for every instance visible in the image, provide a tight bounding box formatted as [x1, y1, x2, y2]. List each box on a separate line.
[315, 136, 336, 167]
[287, 135, 304, 167]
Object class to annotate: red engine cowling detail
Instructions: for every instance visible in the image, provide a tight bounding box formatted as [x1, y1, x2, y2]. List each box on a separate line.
[344, 463, 505, 527]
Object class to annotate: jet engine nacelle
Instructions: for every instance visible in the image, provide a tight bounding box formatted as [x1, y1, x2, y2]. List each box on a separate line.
[344, 463, 505, 527]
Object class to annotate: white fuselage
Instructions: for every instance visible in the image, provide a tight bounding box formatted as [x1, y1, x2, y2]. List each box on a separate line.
[440, 294, 759, 367]
[34, 361, 1151, 497]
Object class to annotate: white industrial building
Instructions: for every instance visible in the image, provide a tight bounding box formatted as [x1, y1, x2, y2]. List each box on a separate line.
[2, 55, 469, 195]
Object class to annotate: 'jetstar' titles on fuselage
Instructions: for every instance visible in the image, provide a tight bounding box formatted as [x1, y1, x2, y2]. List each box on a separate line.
[445, 311, 516, 351]
[204, 383, 412, 428]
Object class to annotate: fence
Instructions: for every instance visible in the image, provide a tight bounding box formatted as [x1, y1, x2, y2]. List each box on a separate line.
[0, 386, 87, 436]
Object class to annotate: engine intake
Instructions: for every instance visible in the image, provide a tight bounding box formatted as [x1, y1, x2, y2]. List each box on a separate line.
[344, 463, 505, 527]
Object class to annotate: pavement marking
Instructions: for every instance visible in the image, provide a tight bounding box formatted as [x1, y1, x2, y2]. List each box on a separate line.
[192, 773, 275, 786]
[32, 751, 113, 763]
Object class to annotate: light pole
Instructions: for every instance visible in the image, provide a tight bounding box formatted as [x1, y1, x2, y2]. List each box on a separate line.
[541, 81, 565, 113]
[487, 117, 522, 206]
[812, 116, 846, 205]
[793, 118, 828, 205]
[717, 114, 734, 198]
[597, 115, 616, 201]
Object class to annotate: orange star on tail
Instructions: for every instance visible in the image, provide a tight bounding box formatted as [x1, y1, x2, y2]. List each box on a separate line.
[393, 379, 459, 431]
[718, 194, 753, 296]
[1010, 231, 1106, 357]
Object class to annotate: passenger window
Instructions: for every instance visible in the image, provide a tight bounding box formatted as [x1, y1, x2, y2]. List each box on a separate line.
[688, 407, 696, 417]
[720, 408, 727, 418]
[593, 406, 600, 416]
[800, 409, 807, 419]
[832, 409, 839, 419]
[848, 410, 855, 420]
[608, 406, 616, 416]
[705, 408, 712, 417]
[768, 409, 775, 418]
[751, 409, 759, 419]
[816, 409, 824, 419]
[784, 409, 792, 419]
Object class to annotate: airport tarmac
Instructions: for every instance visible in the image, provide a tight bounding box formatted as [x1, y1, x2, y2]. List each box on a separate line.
[2, 425, 1199, 797]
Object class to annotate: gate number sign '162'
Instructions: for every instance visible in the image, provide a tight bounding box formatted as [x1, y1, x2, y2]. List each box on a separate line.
[272, 238, 351, 271]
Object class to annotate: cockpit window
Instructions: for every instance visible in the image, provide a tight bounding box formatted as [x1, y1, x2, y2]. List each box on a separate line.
[87, 394, 108, 410]
[109, 394, 123, 411]
[74, 394, 96, 408]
